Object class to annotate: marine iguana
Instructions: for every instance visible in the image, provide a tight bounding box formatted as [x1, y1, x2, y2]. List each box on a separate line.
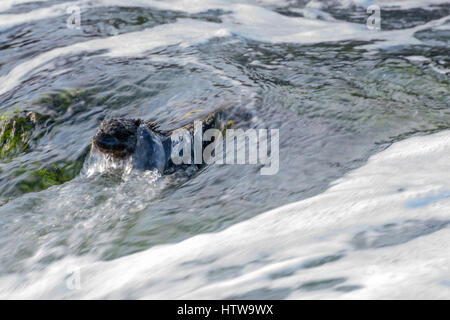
[92, 109, 230, 173]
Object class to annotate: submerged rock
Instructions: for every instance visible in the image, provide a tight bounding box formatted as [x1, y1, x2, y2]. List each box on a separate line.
[16, 159, 86, 194]
[0, 110, 51, 159]
[36, 89, 92, 114]
[0, 88, 96, 198]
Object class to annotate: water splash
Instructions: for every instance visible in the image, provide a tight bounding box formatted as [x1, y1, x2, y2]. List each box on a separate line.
[81, 146, 135, 178]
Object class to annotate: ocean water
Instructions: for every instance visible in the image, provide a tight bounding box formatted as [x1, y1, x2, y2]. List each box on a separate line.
[0, 0, 448, 299]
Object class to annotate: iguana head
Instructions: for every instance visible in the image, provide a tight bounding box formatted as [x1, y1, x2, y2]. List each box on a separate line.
[93, 118, 141, 159]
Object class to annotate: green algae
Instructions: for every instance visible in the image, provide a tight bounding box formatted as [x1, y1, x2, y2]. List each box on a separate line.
[36, 88, 91, 113]
[136, 16, 148, 25]
[0, 88, 97, 199]
[0, 88, 96, 159]
[0, 109, 21, 122]
[16, 160, 85, 194]
[0, 111, 42, 159]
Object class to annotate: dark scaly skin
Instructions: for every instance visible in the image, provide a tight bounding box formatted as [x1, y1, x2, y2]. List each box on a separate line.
[93, 118, 142, 158]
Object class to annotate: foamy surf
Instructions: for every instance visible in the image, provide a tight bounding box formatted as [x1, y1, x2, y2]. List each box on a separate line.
[1, 0, 448, 96]
[1, 130, 449, 299]
[0, 0, 50, 13]
[337, 0, 450, 10]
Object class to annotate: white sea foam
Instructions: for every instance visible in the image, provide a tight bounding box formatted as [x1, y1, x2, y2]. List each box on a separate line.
[0, 0, 288, 26]
[90, 0, 289, 13]
[0, 2, 69, 28]
[92, 0, 450, 12]
[338, 0, 450, 10]
[0, 19, 230, 96]
[0, 0, 50, 13]
[1, 0, 449, 97]
[0, 0, 447, 29]
[1, 130, 449, 299]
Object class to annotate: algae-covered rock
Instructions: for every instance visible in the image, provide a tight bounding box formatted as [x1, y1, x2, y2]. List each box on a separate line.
[0, 88, 97, 160]
[0, 88, 100, 199]
[36, 89, 96, 114]
[0, 110, 51, 159]
[16, 160, 86, 194]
